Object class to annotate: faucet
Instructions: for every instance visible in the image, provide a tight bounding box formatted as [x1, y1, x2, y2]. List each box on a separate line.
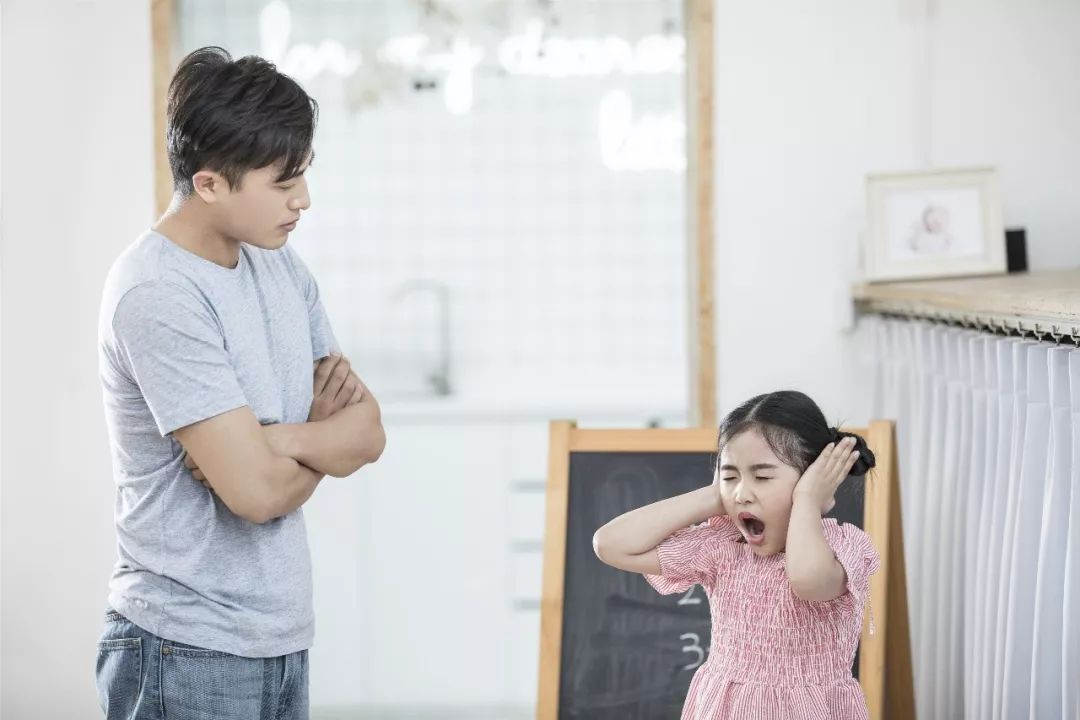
[389, 278, 452, 396]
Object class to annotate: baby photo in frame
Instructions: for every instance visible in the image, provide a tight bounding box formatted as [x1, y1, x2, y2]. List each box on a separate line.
[864, 167, 1006, 282]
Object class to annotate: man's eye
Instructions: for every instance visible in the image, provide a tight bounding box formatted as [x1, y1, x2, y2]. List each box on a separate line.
[279, 184, 295, 191]
[722, 476, 737, 483]
[755, 476, 773, 482]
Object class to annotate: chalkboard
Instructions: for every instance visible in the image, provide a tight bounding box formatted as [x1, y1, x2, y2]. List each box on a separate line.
[561, 451, 717, 718]
[537, 422, 914, 720]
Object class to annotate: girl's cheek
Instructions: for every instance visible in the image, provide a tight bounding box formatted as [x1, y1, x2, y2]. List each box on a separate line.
[720, 493, 737, 516]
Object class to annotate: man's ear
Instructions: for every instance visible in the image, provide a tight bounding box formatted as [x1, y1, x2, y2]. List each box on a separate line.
[192, 170, 226, 204]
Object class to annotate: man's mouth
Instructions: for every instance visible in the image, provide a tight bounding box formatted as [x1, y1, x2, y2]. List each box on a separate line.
[738, 512, 766, 546]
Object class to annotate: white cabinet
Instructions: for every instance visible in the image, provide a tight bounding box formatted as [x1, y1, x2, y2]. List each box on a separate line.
[303, 411, 681, 715]
[304, 420, 549, 713]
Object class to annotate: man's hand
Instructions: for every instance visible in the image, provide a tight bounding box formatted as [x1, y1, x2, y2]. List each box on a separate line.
[184, 354, 367, 493]
[309, 353, 364, 422]
[184, 452, 214, 494]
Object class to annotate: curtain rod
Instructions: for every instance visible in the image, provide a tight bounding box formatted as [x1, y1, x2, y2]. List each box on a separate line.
[862, 303, 1080, 346]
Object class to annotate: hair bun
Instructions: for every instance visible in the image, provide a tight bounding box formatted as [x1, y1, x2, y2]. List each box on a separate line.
[831, 428, 876, 476]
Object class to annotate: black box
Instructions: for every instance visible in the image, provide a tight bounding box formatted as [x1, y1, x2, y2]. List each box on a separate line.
[1006, 228, 1028, 273]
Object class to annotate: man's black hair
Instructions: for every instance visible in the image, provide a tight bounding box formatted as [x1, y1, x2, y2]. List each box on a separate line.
[166, 46, 318, 196]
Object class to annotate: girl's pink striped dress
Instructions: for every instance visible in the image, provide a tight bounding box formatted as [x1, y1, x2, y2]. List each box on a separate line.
[645, 515, 880, 720]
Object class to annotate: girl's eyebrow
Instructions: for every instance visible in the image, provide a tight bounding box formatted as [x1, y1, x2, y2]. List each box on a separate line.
[719, 463, 779, 472]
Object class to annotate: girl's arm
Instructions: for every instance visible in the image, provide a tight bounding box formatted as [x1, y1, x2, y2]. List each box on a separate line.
[786, 437, 861, 601]
[593, 485, 721, 575]
[786, 495, 846, 601]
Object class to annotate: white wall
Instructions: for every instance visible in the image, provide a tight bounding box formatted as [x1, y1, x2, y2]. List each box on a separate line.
[2, 0, 1079, 715]
[930, 0, 1080, 270]
[0, 1, 154, 717]
[712, 0, 1080, 422]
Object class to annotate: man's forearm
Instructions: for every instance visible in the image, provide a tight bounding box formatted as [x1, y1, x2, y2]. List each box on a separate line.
[263, 455, 324, 520]
[266, 395, 385, 478]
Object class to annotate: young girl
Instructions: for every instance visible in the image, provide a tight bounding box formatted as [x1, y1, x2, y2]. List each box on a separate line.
[593, 390, 879, 719]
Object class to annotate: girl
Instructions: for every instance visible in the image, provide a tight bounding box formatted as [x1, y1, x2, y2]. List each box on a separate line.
[593, 390, 879, 719]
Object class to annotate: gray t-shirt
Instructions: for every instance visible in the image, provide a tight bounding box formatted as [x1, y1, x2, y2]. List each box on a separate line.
[98, 230, 337, 658]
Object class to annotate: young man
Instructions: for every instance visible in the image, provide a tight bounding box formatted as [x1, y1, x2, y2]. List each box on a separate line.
[95, 47, 385, 719]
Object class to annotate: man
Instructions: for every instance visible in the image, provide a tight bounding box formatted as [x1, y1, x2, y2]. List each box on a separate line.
[95, 46, 385, 719]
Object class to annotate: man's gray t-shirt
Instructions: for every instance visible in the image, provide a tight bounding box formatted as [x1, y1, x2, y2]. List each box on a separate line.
[98, 230, 337, 658]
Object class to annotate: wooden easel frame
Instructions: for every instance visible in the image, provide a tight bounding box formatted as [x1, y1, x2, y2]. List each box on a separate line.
[536, 420, 915, 720]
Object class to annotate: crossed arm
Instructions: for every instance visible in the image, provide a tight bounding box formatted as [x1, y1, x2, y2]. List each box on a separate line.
[174, 353, 386, 524]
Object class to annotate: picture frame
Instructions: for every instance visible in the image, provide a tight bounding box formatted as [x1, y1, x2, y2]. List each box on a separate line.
[864, 167, 1006, 283]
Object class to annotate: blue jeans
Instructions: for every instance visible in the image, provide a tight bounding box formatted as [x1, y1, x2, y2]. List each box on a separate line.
[95, 608, 309, 720]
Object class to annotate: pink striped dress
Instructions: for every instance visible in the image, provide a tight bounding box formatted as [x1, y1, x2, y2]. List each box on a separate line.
[645, 516, 880, 720]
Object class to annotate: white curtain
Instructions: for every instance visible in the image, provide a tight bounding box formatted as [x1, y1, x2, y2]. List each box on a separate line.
[867, 316, 1080, 719]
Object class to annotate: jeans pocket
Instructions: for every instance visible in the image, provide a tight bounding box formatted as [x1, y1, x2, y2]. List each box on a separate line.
[277, 650, 309, 720]
[96, 637, 142, 720]
[160, 641, 265, 720]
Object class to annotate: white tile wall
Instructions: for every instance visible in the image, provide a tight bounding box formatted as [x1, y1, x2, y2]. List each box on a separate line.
[178, 0, 690, 409]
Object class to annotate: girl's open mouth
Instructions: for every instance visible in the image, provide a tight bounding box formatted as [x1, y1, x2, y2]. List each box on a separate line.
[738, 512, 766, 546]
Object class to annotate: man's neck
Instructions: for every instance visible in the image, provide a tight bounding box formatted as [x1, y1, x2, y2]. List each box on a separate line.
[153, 197, 242, 269]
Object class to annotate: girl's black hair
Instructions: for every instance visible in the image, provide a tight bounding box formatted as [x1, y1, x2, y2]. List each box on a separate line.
[166, 46, 318, 196]
[716, 390, 875, 476]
